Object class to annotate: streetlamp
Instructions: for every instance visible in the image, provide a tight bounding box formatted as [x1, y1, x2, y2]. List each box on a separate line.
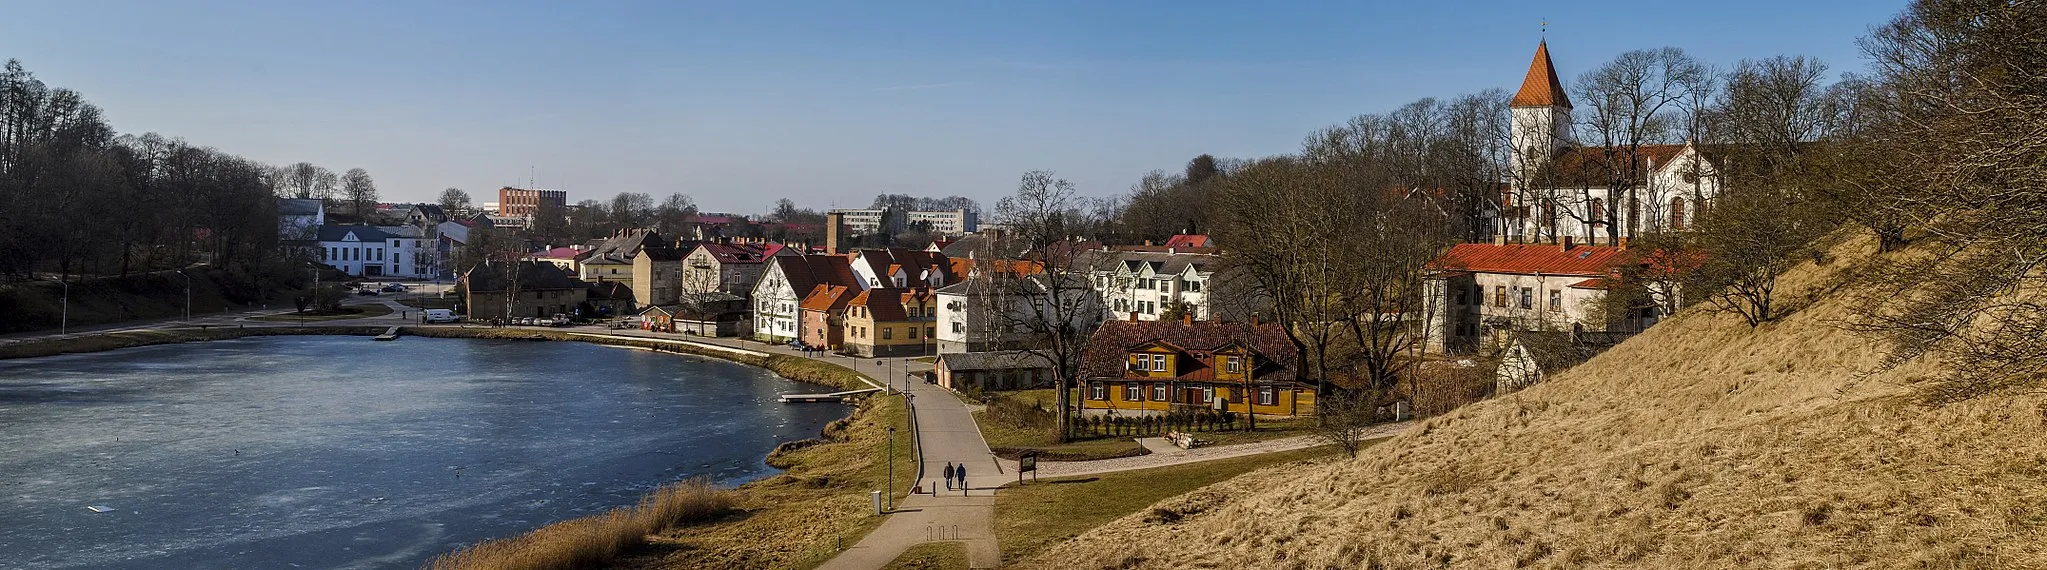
[886, 425, 896, 512]
[175, 269, 192, 321]
[43, 277, 68, 335]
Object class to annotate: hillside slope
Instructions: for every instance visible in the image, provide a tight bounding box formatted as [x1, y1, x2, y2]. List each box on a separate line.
[1025, 236, 2047, 569]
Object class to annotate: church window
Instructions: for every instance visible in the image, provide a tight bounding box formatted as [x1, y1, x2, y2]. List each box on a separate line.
[1670, 197, 1688, 231]
[1588, 198, 1605, 223]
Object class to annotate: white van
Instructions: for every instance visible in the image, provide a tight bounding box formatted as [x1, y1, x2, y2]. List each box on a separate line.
[423, 309, 458, 324]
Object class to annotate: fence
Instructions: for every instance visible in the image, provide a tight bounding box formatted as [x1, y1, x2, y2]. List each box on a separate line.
[1069, 409, 1239, 438]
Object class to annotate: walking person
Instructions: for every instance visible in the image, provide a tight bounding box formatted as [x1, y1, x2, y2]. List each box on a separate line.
[956, 464, 967, 496]
[943, 462, 956, 491]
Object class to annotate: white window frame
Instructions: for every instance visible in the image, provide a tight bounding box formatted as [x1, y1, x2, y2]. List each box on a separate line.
[1152, 384, 1168, 401]
[1150, 354, 1166, 372]
[1090, 382, 1107, 400]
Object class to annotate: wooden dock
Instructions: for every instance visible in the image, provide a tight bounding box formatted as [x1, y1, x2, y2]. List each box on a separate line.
[779, 387, 883, 403]
[374, 326, 400, 341]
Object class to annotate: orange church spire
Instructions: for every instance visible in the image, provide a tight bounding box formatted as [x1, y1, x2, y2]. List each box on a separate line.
[1511, 41, 1571, 109]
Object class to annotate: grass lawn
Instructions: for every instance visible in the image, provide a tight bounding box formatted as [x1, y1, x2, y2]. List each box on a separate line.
[973, 388, 1146, 461]
[878, 541, 969, 570]
[1197, 416, 1318, 446]
[395, 297, 460, 309]
[248, 303, 393, 322]
[994, 444, 1353, 564]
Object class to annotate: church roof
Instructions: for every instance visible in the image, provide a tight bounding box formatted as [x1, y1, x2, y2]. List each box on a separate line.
[1512, 41, 1572, 109]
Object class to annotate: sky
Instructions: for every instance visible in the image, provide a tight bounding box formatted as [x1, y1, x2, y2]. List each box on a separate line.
[0, 0, 1908, 214]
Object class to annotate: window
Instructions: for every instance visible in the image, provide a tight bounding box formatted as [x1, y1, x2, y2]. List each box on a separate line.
[1202, 386, 1214, 403]
[1549, 290, 1563, 312]
[1670, 197, 1687, 230]
[1124, 382, 1141, 401]
[1519, 288, 1533, 310]
[1128, 354, 1144, 371]
[1589, 197, 1606, 223]
[1454, 286, 1468, 306]
[1090, 382, 1107, 400]
[1152, 384, 1168, 401]
[1259, 386, 1277, 406]
[1150, 354, 1167, 372]
[1494, 285, 1507, 307]
[926, 326, 934, 338]
[1184, 279, 1201, 292]
[882, 327, 893, 340]
[952, 322, 964, 333]
[907, 327, 917, 339]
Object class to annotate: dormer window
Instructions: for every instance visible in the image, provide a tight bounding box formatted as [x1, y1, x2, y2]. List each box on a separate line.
[1150, 354, 1166, 372]
[1226, 356, 1241, 373]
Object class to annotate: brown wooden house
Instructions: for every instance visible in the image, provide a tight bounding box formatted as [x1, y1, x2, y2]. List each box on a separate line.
[1079, 318, 1313, 417]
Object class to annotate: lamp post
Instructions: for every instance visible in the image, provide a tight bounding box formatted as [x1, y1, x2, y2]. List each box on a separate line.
[175, 269, 192, 321]
[44, 277, 68, 335]
[886, 425, 896, 512]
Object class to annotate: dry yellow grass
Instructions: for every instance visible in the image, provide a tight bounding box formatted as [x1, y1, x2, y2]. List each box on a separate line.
[1022, 234, 2047, 569]
[427, 478, 734, 570]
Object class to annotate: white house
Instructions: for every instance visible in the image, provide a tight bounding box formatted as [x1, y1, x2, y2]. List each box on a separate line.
[680, 241, 792, 297]
[1423, 241, 1655, 353]
[750, 253, 855, 343]
[317, 224, 435, 279]
[1075, 249, 1223, 322]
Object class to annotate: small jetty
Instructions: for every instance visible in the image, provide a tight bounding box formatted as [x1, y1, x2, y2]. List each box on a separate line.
[779, 387, 883, 403]
[374, 326, 401, 341]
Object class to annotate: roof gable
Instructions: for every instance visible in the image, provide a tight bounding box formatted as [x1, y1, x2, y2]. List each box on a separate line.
[1431, 243, 1628, 277]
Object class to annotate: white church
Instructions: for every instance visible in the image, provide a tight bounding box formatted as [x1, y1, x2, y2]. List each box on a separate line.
[1500, 41, 1725, 245]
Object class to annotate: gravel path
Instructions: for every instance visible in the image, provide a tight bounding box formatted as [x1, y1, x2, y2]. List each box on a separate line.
[999, 421, 1413, 480]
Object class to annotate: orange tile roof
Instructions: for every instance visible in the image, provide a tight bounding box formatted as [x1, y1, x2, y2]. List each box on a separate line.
[1512, 41, 1572, 109]
[799, 284, 854, 312]
[1432, 243, 1627, 277]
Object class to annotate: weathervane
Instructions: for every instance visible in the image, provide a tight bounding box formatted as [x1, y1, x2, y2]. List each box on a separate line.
[1541, 19, 1548, 39]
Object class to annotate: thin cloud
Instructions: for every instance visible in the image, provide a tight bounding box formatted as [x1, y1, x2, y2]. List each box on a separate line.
[872, 82, 970, 92]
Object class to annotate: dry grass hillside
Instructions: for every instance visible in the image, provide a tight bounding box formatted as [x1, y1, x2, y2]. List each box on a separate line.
[1024, 235, 2047, 569]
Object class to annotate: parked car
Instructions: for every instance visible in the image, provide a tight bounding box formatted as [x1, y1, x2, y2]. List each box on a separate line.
[381, 284, 406, 293]
[356, 289, 379, 296]
[423, 309, 458, 324]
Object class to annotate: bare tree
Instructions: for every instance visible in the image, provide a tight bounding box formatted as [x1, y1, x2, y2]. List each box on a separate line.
[340, 167, 377, 218]
[609, 192, 654, 229]
[992, 171, 1105, 443]
[653, 193, 697, 236]
[276, 162, 337, 201]
[1310, 390, 1380, 458]
[438, 187, 472, 216]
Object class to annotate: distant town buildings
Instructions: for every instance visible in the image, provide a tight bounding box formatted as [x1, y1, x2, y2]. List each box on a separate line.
[496, 187, 567, 218]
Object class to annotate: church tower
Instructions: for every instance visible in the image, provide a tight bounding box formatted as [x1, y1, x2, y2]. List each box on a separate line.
[1510, 41, 1573, 185]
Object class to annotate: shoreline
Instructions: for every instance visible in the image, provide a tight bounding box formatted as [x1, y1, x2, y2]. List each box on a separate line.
[1, 324, 905, 569]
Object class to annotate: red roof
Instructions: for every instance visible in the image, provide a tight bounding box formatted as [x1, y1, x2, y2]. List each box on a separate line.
[846, 287, 933, 322]
[694, 242, 777, 265]
[1163, 234, 1211, 249]
[1432, 243, 1628, 277]
[799, 284, 855, 312]
[534, 246, 582, 259]
[1512, 41, 1571, 109]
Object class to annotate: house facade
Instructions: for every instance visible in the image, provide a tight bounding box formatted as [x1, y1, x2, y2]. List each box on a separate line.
[935, 351, 1054, 392]
[680, 241, 788, 297]
[841, 288, 938, 357]
[751, 253, 857, 344]
[798, 284, 856, 351]
[317, 224, 435, 279]
[1078, 319, 1313, 417]
[462, 260, 589, 321]
[1424, 241, 1652, 353]
[1076, 249, 1227, 322]
[632, 246, 684, 308]
[578, 229, 669, 290]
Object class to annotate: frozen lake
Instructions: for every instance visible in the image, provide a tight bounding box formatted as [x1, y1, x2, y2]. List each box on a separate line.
[0, 335, 848, 569]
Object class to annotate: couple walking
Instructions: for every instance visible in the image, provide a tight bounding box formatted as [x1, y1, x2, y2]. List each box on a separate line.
[942, 461, 969, 495]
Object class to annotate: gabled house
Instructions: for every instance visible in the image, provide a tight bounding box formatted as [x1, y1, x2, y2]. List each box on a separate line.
[1424, 241, 1648, 353]
[681, 241, 791, 297]
[841, 288, 938, 357]
[463, 260, 588, 321]
[1076, 248, 1236, 322]
[1078, 318, 1311, 417]
[579, 229, 670, 290]
[798, 284, 857, 351]
[632, 246, 685, 308]
[751, 253, 857, 343]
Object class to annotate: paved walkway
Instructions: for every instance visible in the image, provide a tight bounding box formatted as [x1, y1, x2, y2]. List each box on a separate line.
[995, 421, 1412, 480]
[817, 356, 1002, 570]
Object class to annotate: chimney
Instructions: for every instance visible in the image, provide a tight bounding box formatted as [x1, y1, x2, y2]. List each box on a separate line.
[1144, 240, 1153, 246]
[1181, 312, 1192, 326]
[1561, 236, 1575, 251]
[1493, 234, 1507, 246]
[1251, 313, 1261, 326]
[1129, 311, 1140, 322]
[1618, 237, 1631, 250]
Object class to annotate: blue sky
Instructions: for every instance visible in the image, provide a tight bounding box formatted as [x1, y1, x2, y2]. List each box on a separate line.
[1, 1, 1906, 213]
